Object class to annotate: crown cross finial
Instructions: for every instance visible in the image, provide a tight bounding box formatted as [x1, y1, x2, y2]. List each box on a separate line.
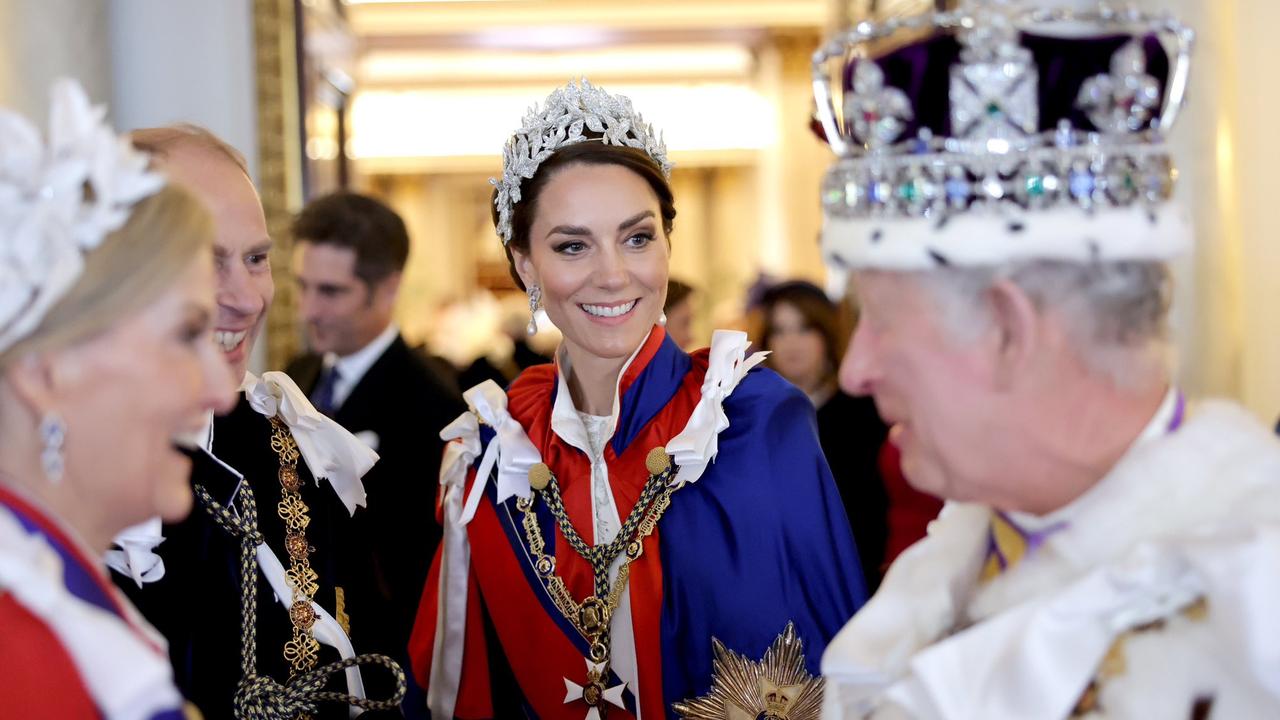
[1077, 38, 1162, 134]
[844, 61, 913, 150]
[950, 39, 1038, 142]
[957, 0, 1023, 63]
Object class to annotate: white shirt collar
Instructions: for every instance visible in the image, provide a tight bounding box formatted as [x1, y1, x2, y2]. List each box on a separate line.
[549, 329, 653, 457]
[322, 322, 399, 410]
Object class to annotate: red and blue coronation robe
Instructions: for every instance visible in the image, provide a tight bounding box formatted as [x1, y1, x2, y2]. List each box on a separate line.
[0, 485, 188, 719]
[409, 328, 866, 719]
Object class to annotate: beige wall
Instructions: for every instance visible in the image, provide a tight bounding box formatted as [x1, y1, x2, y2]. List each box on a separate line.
[1135, 0, 1280, 420]
[755, 33, 833, 285]
[0, 0, 110, 122]
[1219, 0, 1280, 420]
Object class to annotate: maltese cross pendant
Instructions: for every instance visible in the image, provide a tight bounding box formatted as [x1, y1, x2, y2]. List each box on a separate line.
[563, 658, 627, 720]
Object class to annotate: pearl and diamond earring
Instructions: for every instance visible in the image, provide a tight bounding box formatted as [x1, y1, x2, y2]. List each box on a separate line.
[527, 284, 542, 336]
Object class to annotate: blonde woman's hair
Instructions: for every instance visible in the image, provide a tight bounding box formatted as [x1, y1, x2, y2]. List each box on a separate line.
[0, 183, 214, 368]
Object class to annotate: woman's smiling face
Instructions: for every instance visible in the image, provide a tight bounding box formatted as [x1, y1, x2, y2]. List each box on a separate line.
[514, 162, 670, 365]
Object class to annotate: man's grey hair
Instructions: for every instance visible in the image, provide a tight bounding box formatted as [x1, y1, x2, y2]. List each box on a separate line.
[129, 123, 250, 177]
[917, 260, 1173, 390]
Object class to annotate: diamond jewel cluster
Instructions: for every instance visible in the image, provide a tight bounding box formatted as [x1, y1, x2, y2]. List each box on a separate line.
[812, 4, 1193, 225]
[491, 79, 672, 246]
[820, 120, 1177, 221]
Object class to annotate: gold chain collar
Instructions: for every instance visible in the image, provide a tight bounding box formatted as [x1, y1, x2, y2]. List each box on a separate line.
[515, 447, 681, 714]
[268, 416, 321, 692]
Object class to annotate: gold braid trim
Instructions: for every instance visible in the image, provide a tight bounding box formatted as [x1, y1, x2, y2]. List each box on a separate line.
[268, 416, 320, 694]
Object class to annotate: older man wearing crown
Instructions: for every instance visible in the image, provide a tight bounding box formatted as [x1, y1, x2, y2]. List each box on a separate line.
[813, 2, 1280, 718]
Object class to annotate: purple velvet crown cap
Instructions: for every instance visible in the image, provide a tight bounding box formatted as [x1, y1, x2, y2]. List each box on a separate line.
[812, 5, 1196, 271]
[837, 31, 1170, 142]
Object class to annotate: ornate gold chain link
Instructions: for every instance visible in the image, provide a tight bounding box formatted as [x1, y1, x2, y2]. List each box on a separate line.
[269, 416, 320, 698]
[516, 447, 681, 673]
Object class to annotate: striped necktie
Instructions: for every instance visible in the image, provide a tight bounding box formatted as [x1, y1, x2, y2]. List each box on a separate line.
[980, 510, 1069, 582]
[311, 364, 341, 417]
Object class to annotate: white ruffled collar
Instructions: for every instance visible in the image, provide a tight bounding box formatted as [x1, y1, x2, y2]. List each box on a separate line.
[817, 389, 1266, 719]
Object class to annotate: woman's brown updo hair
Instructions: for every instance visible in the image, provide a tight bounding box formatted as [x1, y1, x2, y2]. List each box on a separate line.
[493, 140, 677, 290]
[757, 280, 851, 384]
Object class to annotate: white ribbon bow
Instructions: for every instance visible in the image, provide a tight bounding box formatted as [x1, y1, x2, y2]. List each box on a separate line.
[243, 371, 377, 516]
[665, 330, 768, 485]
[458, 380, 542, 525]
[427, 410, 484, 720]
[104, 517, 165, 588]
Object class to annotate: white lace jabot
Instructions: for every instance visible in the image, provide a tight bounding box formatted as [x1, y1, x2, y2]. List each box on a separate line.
[576, 410, 620, 544]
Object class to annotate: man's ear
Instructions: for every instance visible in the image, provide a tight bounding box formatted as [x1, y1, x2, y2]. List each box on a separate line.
[512, 247, 538, 291]
[985, 278, 1041, 390]
[373, 271, 402, 309]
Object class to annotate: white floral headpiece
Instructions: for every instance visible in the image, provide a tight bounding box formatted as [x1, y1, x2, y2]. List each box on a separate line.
[0, 79, 164, 354]
[491, 79, 672, 246]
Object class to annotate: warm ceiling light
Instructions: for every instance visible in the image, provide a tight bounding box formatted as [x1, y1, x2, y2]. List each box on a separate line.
[350, 83, 776, 159]
[342, 1, 513, 5]
[360, 44, 755, 84]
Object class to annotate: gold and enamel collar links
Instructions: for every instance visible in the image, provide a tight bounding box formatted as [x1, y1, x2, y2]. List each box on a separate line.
[517, 447, 679, 719]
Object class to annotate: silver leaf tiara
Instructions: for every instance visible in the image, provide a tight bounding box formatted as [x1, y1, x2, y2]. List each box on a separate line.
[0, 79, 165, 354]
[491, 79, 672, 246]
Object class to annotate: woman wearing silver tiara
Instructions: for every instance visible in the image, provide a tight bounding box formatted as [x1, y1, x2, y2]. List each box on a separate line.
[408, 80, 866, 719]
[0, 80, 233, 717]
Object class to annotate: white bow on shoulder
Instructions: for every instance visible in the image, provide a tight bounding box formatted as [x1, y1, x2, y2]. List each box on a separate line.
[243, 371, 378, 516]
[665, 329, 768, 485]
[458, 380, 542, 525]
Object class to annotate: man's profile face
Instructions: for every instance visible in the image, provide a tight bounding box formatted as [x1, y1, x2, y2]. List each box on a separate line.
[156, 143, 273, 384]
[839, 270, 1004, 503]
[292, 242, 396, 357]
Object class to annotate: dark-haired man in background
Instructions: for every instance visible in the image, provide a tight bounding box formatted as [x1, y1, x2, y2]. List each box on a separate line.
[287, 192, 464, 661]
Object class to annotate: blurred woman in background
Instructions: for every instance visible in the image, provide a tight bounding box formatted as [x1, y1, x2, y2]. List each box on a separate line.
[758, 280, 891, 589]
[758, 280, 943, 588]
[663, 278, 697, 349]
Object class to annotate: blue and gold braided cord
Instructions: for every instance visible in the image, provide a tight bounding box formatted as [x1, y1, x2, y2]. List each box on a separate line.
[193, 480, 406, 719]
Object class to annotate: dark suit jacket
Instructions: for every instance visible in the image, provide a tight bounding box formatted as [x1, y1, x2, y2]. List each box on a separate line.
[113, 397, 396, 719]
[816, 390, 891, 593]
[287, 334, 465, 659]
